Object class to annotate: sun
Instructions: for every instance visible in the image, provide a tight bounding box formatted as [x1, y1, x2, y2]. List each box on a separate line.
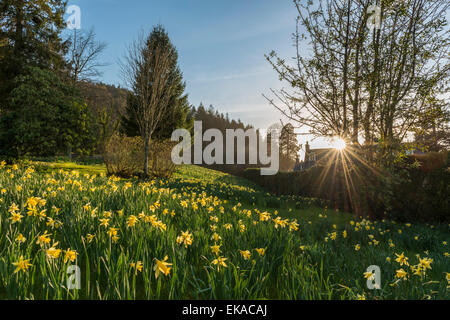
[331, 137, 347, 151]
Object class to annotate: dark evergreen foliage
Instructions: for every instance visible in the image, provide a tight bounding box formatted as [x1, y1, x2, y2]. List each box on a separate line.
[0, 0, 68, 110]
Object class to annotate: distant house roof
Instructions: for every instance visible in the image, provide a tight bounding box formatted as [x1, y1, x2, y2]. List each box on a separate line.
[293, 147, 338, 172]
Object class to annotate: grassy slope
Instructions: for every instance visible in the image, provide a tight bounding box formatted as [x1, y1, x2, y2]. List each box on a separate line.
[31, 161, 107, 176]
[1, 161, 449, 299]
[31, 161, 446, 234]
[174, 164, 353, 224]
[34, 161, 352, 223]
[32, 161, 448, 245]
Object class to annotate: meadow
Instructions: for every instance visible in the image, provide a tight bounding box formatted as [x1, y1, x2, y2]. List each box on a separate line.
[0, 160, 448, 300]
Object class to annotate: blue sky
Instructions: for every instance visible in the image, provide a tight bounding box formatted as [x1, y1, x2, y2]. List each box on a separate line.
[65, 0, 331, 152]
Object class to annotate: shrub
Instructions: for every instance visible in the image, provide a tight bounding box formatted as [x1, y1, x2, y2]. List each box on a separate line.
[104, 134, 177, 178]
[381, 151, 450, 223]
[147, 140, 177, 179]
[104, 133, 144, 177]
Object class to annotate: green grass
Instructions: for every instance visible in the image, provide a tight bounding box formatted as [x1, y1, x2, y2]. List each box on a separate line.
[0, 161, 448, 300]
[32, 161, 107, 176]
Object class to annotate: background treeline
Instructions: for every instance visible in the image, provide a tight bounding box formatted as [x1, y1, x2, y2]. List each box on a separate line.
[190, 104, 300, 175]
[191, 103, 258, 175]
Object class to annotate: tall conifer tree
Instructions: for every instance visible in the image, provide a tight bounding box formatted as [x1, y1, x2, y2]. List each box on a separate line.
[0, 0, 68, 110]
[121, 25, 192, 140]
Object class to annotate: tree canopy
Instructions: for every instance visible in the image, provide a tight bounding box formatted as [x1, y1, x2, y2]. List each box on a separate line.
[265, 0, 449, 153]
[0, 0, 68, 110]
[0, 66, 95, 158]
[121, 25, 193, 141]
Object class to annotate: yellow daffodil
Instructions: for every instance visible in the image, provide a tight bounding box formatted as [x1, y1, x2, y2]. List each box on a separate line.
[180, 200, 188, 208]
[46, 243, 62, 259]
[36, 231, 51, 247]
[127, 215, 138, 227]
[12, 256, 32, 273]
[395, 268, 407, 279]
[15, 233, 26, 244]
[63, 249, 77, 263]
[239, 250, 251, 260]
[411, 265, 424, 277]
[9, 212, 23, 224]
[99, 218, 109, 228]
[363, 271, 375, 281]
[107, 227, 119, 238]
[418, 257, 433, 270]
[9, 202, 19, 214]
[103, 211, 113, 218]
[130, 261, 144, 275]
[176, 231, 193, 248]
[224, 223, 232, 230]
[289, 220, 299, 232]
[154, 256, 172, 278]
[255, 248, 266, 256]
[212, 256, 228, 271]
[210, 243, 221, 256]
[86, 234, 95, 243]
[395, 252, 409, 266]
[211, 233, 221, 242]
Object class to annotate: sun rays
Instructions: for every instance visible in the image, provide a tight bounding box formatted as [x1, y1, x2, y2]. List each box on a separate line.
[310, 142, 382, 214]
[330, 137, 347, 151]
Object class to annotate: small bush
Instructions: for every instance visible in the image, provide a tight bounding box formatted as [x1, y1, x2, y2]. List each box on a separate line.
[148, 140, 177, 178]
[381, 151, 450, 223]
[104, 134, 177, 178]
[104, 133, 144, 177]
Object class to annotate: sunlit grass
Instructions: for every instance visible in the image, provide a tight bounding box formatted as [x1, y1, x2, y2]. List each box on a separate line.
[33, 161, 107, 176]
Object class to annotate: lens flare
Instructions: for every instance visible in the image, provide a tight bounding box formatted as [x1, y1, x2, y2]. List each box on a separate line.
[331, 137, 346, 151]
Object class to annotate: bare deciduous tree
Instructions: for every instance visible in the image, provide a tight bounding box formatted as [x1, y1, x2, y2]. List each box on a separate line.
[67, 28, 107, 84]
[265, 0, 450, 156]
[120, 30, 176, 177]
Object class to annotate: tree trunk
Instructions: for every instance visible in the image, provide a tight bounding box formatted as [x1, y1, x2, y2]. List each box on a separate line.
[144, 137, 150, 177]
[342, 0, 351, 137]
[67, 145, 72, 161]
